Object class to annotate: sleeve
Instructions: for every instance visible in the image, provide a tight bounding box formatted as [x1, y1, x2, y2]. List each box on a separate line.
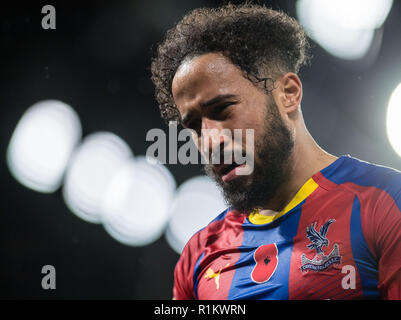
[173, 232, 203, 300]
[172, 209, 228, 299]
[173, 244, 195, 300]
[365, 190, 401, 299]
[376, 195, 401, 300]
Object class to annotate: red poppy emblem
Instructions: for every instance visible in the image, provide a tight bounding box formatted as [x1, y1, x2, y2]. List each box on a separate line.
[251, 243, 279, 283]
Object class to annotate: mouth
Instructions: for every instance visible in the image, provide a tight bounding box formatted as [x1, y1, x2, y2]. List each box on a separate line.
[216, 162, 246, 183]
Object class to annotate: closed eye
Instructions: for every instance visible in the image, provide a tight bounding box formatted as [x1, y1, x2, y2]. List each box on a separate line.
[210, 102, 236, 119]
[215, 102, 234, 112]
[182, 100, 237, 131]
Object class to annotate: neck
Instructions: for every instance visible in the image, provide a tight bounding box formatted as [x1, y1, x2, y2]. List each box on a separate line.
[258, 122, 337, 216]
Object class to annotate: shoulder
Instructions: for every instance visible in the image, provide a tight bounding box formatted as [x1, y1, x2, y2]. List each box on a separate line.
[181, 207, 231, 258]
[173, 208, 230, 299]
[322, 156, 401, 207]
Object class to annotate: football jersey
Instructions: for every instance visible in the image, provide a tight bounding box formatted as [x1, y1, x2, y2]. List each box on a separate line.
[173, 155, 401, 299]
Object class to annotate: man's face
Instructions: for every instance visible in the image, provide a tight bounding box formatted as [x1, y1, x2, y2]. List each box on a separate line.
[172, 52, 294, 214]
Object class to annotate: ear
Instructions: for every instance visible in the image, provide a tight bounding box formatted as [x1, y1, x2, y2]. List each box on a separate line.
[272, 72, 302, 115]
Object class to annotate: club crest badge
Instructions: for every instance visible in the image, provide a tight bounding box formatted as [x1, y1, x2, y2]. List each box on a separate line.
[301, 219, 341, 272]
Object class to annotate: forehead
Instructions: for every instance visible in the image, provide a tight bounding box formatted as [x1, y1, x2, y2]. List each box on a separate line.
[172, 53, 251, 108]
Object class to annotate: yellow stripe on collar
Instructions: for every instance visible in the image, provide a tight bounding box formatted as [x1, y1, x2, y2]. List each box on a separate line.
[248, 177, 319, 225]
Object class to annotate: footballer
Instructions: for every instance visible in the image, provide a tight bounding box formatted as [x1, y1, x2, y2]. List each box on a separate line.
[151, 3, 401, 299]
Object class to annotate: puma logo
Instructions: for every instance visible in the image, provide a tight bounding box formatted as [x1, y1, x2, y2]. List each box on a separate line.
[204, 263, 230, 290]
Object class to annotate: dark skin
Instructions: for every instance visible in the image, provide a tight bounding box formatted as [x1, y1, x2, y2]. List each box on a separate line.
[172, 52, 337, 215]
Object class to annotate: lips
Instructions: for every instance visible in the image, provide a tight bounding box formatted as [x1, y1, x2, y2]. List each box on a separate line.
[215, 162, 246, 182]
[217, 163, 239, 176]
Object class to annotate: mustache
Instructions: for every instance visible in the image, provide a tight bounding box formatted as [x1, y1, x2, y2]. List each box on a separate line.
[204, 149, 251, 180]
[204, 145, 248, 165]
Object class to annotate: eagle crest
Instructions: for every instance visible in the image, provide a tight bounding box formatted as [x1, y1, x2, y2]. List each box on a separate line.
[305, 219, 335, 255]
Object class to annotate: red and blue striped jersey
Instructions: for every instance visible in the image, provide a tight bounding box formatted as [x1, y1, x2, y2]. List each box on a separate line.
[173, 155, 401, 299]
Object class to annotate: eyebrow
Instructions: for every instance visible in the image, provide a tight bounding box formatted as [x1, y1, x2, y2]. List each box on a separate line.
[181, 94, 239, 126]
[200, 94, 239, 108]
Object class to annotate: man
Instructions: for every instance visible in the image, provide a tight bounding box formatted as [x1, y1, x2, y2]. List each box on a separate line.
[151, 3, 401, 299]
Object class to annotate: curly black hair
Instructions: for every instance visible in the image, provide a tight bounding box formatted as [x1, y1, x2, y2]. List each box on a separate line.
[151, 2, 311, 124]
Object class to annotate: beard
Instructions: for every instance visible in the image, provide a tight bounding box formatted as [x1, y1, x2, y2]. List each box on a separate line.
[203, 97, 294, 214]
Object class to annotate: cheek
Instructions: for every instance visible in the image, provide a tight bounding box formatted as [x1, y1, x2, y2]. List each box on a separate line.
[231, 103, 264, 130]
[227, 102, 266, 150]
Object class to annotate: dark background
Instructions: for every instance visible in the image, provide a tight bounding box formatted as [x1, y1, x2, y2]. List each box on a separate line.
[1, 0, 400, 299]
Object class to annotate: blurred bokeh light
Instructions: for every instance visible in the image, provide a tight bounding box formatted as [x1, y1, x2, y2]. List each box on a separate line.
[296, 0, 393, 60]
[101, 155, 176, 246]
[7, 100, 82, 193]
[166, 176, 227, 254]
[386, 83, 401, 157]
[62, 132, 133, 223]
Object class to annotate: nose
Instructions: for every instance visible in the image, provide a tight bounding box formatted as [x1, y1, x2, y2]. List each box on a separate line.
[201, 117, 223, 131]
[200, 118, 229, 163]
